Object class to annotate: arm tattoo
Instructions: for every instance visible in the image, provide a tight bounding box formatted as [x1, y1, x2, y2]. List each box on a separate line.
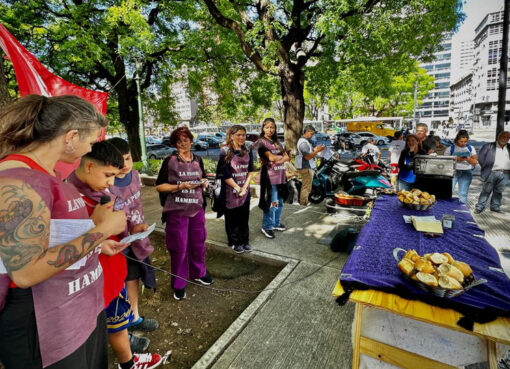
[47, 232, 103, 268]
[0, 183, 48, 275]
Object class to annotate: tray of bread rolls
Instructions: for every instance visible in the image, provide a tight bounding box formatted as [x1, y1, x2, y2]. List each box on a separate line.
[397, 189, 436, 211]
[394, 248, 488, 298]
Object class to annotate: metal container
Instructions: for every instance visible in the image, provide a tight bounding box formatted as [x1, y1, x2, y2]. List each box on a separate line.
[414, 155, 456, 178]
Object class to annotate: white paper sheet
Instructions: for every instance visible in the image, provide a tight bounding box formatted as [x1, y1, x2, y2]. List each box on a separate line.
[119, 222, 156, 244]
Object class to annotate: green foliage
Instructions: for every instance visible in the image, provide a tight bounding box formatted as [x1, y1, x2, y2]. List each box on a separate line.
[133, 159, 162, 176]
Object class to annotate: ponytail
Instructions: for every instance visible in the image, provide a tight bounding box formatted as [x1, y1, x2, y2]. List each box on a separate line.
[0, 94, 107, 159]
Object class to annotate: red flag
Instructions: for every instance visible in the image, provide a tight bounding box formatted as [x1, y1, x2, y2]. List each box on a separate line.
[0, 23, 109, 178]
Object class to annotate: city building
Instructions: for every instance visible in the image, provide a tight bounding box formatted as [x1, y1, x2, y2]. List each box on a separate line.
[416, 33, 453, 129]
[471, 10, 510, 130]
[449, 73, 473, 127]
[171, 77, 198, 125]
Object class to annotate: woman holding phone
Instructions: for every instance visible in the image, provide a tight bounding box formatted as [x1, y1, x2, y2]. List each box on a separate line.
[156, 127, 212, 301]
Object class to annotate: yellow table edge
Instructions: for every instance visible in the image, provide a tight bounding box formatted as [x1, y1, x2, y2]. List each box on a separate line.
[333, 279, 510, 346]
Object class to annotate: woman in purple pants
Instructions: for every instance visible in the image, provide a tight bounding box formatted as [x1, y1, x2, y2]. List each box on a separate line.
[156, 127, 213, 301]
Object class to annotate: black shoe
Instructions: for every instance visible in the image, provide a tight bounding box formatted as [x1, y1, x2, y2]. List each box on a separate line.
[128, 316, 159, 332]
[474, 208, 483, 214]
[274, 224, 286, 231]
[129, 334, 150, 353]
[232, 245, 244, 254]
[490, 208, 502, 213]
[261, 228, 275, 239]
[173, 288, 186, 300]
[194, 272, 214, 285]
[243, 243, 252, 252]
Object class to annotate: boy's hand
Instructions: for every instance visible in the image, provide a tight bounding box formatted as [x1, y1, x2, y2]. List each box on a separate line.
[130, 223, 148, 234]
[90, 201, 114, 225]
[100, 240, 129, 256]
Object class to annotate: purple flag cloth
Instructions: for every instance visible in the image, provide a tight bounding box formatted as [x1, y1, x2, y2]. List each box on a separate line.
[339, 195, 510, 329]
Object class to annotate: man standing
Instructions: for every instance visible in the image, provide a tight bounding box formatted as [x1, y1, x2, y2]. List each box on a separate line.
[415, 123, 436, 154]
[388, 131, 406, 187]
[295, 125, 325, 206]
[474, 131, 510, 214]
[361, 138, 381, 164]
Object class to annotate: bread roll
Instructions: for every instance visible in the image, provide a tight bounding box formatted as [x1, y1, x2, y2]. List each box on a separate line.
[442, 252, 455, 264]
[452, 261, 472, 277]
[421, 192, 431, 200]
[430, 253, 449, 265]
[404, 249, 418, 260]
[415, 258, 435, 274]
[411, 189, 422, 196]
[398, 259, 415, 276]
[438, 263, 464, 283]
[439, 275, 462, 290]
[416, 272, 438, 287]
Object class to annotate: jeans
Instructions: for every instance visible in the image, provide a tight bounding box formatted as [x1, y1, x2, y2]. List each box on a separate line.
[262, 185, 283, 230]
[452, 169, 473, 204]
[476, 171, 509, 211]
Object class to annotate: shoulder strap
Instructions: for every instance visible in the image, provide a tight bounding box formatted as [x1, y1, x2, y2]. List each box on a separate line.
[0, 154, 52, 175]
[467, 144, 472, 153]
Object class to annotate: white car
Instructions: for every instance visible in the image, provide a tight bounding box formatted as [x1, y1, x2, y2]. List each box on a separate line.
[349, 132, 389, 146]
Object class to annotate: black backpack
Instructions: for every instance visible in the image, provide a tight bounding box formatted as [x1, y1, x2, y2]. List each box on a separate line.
[330, 227, 359, 253]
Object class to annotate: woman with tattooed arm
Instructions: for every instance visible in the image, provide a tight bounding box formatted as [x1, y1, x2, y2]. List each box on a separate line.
[0, 95, 127, 369]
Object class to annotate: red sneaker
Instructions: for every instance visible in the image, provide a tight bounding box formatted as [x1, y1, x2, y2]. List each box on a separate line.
[128, 353, 163, 369]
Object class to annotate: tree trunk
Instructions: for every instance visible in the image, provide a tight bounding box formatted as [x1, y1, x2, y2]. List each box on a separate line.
[280, 64, 305, 153]
[116, 82, 142, 161]
[0, 55, 12, 108]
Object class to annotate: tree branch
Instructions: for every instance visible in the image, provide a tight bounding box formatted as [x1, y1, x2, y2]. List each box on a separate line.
[202, 0, 272, 74]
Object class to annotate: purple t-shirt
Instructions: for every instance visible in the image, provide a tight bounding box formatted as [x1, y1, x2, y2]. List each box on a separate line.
[0, 168, 104, 368]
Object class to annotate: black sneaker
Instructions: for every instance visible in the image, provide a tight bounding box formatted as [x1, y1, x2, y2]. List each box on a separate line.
[490, 208, 502, 213]
[194, 272, 213, 285]
[261, 228, 275, 239]
[474, 208, 484, 214]
[274, 224, 286, 231]
[232, 245, 244, 254]
[129, 334, 150, 353]
[128, 316, 159, 332]
[243, 243, 252, 252]
[173, 288, 186, 300]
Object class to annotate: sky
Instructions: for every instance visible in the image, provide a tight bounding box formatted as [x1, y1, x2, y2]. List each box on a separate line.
[453, 0, 504, 43]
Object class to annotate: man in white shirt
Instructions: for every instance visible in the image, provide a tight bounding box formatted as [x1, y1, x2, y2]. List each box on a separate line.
[474, 131, 510, 213]
[388, 131, 405, 186]
[295, 125, 325, 205]
[361, 138, 381, 164]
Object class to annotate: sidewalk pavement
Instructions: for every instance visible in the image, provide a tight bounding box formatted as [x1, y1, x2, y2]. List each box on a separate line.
[140, 177, 510, 369]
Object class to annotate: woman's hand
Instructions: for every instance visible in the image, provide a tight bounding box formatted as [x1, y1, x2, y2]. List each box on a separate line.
[179, 181, 201, 190]
[130, 223, 148, 234]
[100, 239, 129, 256]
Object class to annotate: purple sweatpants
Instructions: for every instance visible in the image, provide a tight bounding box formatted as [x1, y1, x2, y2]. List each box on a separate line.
[165, 209, 207, 290]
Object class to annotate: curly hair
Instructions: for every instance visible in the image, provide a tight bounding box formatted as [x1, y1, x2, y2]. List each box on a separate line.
[169, 126, 194, 147]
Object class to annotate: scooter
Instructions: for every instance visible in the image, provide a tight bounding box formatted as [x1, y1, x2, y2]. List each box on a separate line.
[308, 154, 391, 204]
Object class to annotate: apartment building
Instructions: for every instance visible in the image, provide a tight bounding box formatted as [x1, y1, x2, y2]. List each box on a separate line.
[416, 33, 453, 129]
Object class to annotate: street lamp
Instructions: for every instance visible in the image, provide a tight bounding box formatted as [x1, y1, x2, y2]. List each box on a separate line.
[134, 60, 148, 168]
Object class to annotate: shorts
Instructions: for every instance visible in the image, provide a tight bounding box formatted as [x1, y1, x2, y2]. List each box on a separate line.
[0, 288, 108, 369]
[125, 249, 142, 282]
[390, 163, 399, 177]
[105, 286, 134, 333]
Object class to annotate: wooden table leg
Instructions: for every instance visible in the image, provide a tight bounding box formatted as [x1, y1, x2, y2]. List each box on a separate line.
[352, 303, 363, 369]
[487, 340, 498, 369]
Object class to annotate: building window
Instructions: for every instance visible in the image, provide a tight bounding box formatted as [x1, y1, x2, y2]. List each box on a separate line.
[488, 40, 503, 65]
[434, 72, 450, 80]
[434, 110, 449, 117]
[435, 82, 450, 89]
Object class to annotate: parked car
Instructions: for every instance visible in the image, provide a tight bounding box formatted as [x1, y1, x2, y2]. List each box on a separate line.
[246, 132, 260, 143]
[350, 132, 389, 146]
[145, 135, 161, 145]
[197, 135, 222, 148]
[214, 132, 226, 140]
[193, 138, 209, 151]
[146, 144, 175, 159]
[310, 132, 332, 147]
[332, 132, 356, 150]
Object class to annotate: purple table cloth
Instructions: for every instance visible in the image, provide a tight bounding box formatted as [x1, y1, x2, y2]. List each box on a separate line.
[338, 195, 510, 329]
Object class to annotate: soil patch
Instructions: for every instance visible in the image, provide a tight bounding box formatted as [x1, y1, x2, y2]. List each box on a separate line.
[108, 231, 285, 368]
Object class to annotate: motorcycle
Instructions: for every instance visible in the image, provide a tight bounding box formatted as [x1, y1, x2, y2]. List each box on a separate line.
[308, 153, 391, 204]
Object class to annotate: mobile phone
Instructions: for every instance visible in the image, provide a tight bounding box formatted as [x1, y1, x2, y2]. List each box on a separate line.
[113, 196, 125, 211]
